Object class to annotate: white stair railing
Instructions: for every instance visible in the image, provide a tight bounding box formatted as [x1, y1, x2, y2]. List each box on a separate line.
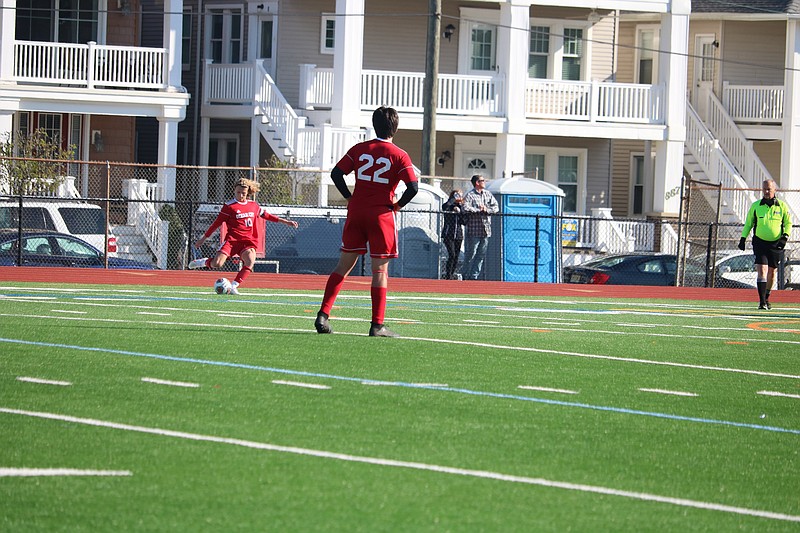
[590, 208, 635, 253]
[685, 101, 756, 223]
[122, 179, 168, 269]
[254, 61, 307, 160]
[703, 90, 772, 189]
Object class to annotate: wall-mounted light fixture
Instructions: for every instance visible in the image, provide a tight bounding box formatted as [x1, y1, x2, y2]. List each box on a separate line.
[712, 39, 720, 48]
[257, 3, 264, 10]
[92, 130, 104, 152]
[437, 150, 452, 167]
[443, 24, 456, 42]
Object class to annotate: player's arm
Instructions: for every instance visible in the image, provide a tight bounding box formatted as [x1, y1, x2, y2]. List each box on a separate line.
[393, 181, 418, 211]
[259, 208, 299, 228]
[331, 166, 351, 200]
[195, 212, 225, 248]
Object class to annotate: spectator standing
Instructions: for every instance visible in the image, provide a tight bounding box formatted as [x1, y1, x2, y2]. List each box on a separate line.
[738, 179, 792, 309]
[189, 178, 298, 294]
[314, 106, 419, 337]
[460, 174, 499, 280]
[441, 189, 464, 279]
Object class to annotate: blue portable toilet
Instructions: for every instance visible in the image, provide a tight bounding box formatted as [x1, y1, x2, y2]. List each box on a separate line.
[484, 177, 564, 283]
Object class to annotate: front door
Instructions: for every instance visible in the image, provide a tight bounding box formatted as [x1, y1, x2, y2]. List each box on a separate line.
[692, 34, 717, 117]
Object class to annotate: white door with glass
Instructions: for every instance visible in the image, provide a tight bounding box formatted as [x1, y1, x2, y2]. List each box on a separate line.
[692, 35, 717, 116]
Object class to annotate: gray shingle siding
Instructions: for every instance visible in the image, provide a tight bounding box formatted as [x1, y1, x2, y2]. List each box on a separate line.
[691, 1, 800, 14]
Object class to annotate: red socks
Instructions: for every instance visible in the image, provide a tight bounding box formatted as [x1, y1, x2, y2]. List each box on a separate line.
[371, 285, 387, 325]
[234, 266, 252, 285]
[320, 272, 345, 315]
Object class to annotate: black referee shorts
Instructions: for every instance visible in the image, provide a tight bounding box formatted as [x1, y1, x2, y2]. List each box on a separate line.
[752, 236, 783, 268]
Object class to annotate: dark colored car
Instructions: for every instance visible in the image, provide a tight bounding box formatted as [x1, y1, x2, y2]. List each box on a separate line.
[0, 230, 154, 269]
[563, 253, 753, 288]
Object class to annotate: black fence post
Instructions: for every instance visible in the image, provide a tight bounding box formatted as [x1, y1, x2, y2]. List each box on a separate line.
[16, 194, 22, 266]
[705, 223, 714, 287]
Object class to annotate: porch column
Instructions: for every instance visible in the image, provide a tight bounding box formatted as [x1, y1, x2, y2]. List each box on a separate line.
[157, 115, 181, 201]
[0, 0, 15, 83]
[163, 0, 184, 92]
[495, 0, 530, 179]
[781, 18, 800, 190]
[651, 5, 689, 216]
[331, 0, 364, 128]
[0, 110, 13, 140]
[250, 120, 261, 168]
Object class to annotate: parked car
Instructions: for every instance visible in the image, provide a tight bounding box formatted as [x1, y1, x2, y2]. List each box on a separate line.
[562, 253, 753, 288]
[0, 230, 153, 269]
[0, 200, 117, 256]
[692, 250, 756, 289]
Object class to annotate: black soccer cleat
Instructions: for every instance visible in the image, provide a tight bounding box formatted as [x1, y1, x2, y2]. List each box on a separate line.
[758, 303, 768, 310]
[368, 322, 399, 338]
[315, 311, 332, 334]
[765, 301, 772, 310]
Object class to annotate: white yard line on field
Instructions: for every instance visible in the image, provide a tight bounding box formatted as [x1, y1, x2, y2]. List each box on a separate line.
[1, 407, 798, 524]
[638, 388, 699, 397]
[0, 468, 131, 477]
[518, 385, 579, 395]
[137, 312, 172, 316]
[272, 380, 331, 390]
[16, 376, 72, 386]
[2, 314, 800, 381]
[51, 310, 87, 314]
[757, 390, 800, 400]
[141, 377, 200, 388]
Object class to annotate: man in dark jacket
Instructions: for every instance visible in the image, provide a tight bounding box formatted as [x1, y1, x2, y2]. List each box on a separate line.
[441, 189, 464, 279]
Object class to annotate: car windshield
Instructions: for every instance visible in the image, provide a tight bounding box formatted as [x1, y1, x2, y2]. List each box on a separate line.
[58, 207, 106, 234]
[581, 256, 630, 268]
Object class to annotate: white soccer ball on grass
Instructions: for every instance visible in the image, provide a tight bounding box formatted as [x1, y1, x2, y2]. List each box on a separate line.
[214, 278, 232, 295]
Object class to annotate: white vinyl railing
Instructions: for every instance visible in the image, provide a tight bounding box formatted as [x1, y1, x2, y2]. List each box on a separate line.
[525, 79, 664, 123]
[123, 179, 168, 269]
[253, 61, 307, 160]
[703, 90, 772, 189]
[685, 102, 756, 222]
[14, 40, 166, 89]
[204, 61, 254, 103]
[722, 82, 784, 123]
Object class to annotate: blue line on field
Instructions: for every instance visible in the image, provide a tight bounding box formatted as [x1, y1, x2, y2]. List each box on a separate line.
[1, 336, 798, 436]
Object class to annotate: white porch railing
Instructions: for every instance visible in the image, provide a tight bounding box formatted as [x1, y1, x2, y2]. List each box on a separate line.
[703, 89, 772, 189]
[122, 179, 168, 269]
[685, 102, 756, 223]
[204, 61, 254, 103]
[722, 82, 784, 123]
[253, 61, 307, 160]
[14, 40, 167, 89]
[525, 79, 664, 123]
[590, 208, 636, 253]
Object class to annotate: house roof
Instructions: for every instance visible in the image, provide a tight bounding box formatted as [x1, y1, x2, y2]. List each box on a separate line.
[691, 0, 800, 15]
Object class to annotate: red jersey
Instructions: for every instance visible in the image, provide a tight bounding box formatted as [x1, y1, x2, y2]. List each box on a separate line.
[203, 199, 279, 244]
[335, 138, 417, 211]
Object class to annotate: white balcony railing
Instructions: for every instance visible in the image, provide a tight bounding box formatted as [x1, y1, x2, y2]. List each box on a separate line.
[204, 61, 254, 103]
[14, 40, 167, 89]
[525, 79, 664, 124]
[722, 82, 784, 123]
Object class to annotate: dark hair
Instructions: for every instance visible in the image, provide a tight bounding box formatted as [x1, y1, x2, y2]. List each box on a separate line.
[373, 106, 399, 139]
[471, 174, 484, 186]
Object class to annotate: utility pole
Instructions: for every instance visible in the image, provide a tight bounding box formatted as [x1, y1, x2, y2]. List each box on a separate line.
[421, 0, 441, 179]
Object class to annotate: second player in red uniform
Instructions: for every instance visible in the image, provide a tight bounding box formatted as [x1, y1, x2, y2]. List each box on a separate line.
[189, 178, 298, 294]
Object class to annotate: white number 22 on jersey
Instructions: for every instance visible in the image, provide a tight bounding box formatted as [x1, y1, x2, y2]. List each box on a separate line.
[356, 155, 391, 184]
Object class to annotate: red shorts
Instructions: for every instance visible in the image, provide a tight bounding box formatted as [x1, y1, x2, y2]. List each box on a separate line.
[218, 239, 257, 258]
[340, 207, 398, 258]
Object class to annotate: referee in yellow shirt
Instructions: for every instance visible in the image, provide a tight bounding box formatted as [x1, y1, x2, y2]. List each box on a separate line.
[738, 179, 792, 309]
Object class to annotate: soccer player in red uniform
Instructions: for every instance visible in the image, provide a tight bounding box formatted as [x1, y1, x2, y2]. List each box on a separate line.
[314, 106, 419, 337]
[189, 178, 298, 294]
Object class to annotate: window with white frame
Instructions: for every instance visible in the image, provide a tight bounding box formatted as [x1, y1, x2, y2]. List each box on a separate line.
[636, 27, 659, 84]
[527, 20, 589, 81]
[630, 152, 654, 216]
[562, 28, 583, 81]
[208, 8, 242, 63]
[321, 14, 335, 54]
[528, 26, 550, 79]
[524, 147, 586, 214]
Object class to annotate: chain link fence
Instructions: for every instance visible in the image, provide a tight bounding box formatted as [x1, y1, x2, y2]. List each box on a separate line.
[2, 157, 799, 288]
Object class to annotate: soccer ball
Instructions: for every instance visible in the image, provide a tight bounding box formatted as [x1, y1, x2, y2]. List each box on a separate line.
[214, 278, 232, 295]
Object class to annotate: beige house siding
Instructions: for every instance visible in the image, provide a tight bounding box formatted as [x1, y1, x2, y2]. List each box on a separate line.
[589, 17, 617, 82]
[275, 0, 335, 108]
[719, 21, 785, 87]
[754, 141, 782, 184]
[611, 139, 646, 217]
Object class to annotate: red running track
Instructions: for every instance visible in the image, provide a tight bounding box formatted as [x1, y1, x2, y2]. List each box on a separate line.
[2, 266, 798, 303]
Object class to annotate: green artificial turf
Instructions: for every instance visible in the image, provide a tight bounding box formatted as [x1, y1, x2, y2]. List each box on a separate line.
[0, 283, 798, 532]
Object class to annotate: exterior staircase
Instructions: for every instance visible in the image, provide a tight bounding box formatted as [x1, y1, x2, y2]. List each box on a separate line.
[112, 224, 156, 266]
